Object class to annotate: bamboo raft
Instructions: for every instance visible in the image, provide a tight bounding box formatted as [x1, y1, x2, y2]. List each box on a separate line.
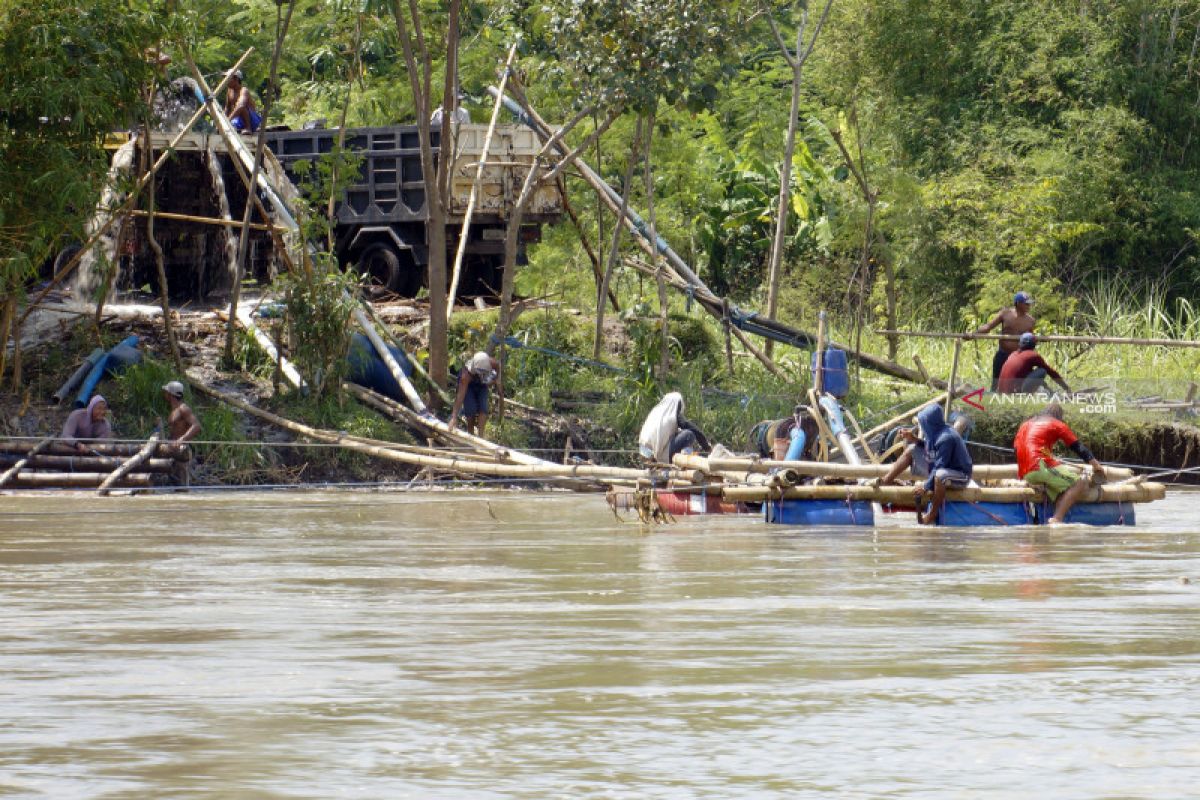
[0, 440, 181, 491]
[660, 453, 1164, 527]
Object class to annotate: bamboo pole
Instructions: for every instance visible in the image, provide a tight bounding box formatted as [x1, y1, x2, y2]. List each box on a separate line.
[447, 43, 518, 324]
[673, 453, 1135, 482]
[814, 309, 826, 396]
[944, 338, 962, 416]
[362, 301, 453, 406]
[128, 209, 285, 232]
[98, 434, 160, 495]
[912, 354, 933, 387]
[723, 481, 1165, 504]
[343, 382, 492, 455]
[0, 435, 56, 488]
[0, 454, 173, 472]
[18, 48, 256, 326]
[0, 441, 171, 458]
[876, 330, 1200, 349]
[233, 306, 306, 390]
[859, 393, 949, 443]
[3, 472, 152, 489]
[843, 407, 879, 464]
[188, 375, 687, 485]
[353, 305, 429, 414]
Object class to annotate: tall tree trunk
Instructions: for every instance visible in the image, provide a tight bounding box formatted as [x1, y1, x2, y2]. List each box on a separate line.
[391, 0, 460, 402]
[143, 122, 182, 369]
[763, 36, 804, 359]
[642, 111, 670, 379]
[593, 116, 643, 359]
[0, 293, 13, 389]
[762, 0, 834, 358]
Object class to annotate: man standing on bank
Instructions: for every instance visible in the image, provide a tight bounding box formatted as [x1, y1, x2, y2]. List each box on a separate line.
[1014, 403, 1105, 525]
[162, 381, 201, 486]
[450, 351, 504, 438]
[970, 291, 1036, 392]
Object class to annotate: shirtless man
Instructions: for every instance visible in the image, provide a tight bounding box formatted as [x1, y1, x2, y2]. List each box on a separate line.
[162, 381, 201, 485]
[223, 69, 261, 133]
[970, 291, 1036, 392]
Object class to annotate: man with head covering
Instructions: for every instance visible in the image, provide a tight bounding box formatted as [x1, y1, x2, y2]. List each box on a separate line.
[162, 381, 201, 486]
[449, 351, 503, 437]
[911, 404, 973, 525]
[637, 392, 711, 465]
[879, 410, 974, 488]
[970, 291, 1036, 391]
[61, 395, 113, 452]
[223, 69, 262, 133]
[1014, 403, 1105, 525]
[996, 333, 1072, 394]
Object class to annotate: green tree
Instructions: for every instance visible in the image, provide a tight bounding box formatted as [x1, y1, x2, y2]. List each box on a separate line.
[0, 0, 164, 385]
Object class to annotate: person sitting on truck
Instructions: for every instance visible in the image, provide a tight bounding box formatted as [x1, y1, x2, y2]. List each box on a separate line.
[1014, 403, 1105, 525]
[224, 69, 262, 133]
[996, 333, 1071, 395]
[969, 291, 1036, 392]
[431, 93, 470, 127]
[450, 352, 503, 438]
[61, 395, 114, 453]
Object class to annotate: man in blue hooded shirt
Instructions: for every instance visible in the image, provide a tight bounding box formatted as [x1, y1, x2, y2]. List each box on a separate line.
[913, 404, 974, 525]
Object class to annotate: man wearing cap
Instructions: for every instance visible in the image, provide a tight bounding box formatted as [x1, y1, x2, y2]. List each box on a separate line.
[970, 291, 1036, 391]
[996, 333, 1072, 395]
[449, 352, 503, 437]
[223, 69, 262, 133]
[162, 381, 201, 486]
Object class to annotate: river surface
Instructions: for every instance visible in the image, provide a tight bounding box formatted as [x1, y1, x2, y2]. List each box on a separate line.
[1, 490, 1198, 798]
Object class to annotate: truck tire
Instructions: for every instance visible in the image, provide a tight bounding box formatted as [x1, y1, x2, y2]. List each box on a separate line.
[360, 243, 401, 292]
[359, 243, 421, 298]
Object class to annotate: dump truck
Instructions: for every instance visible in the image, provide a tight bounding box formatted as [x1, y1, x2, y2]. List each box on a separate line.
[79, 120, 562, 302]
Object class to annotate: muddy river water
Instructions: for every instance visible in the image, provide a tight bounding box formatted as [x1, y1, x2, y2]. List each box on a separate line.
[1, 490, 1198, 798]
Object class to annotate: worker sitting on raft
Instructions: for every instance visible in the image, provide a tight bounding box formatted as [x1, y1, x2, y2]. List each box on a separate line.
[969, 291, 1036, 392]
[638, 392, 711, 465]
[1015, 403, 1105, 525]
[449, 351, 503, 438]
[61, 395, 114, 453]
[904, 405, 973, 525]
[996, 333, 1071, 395]
[878, 410, 974, 488]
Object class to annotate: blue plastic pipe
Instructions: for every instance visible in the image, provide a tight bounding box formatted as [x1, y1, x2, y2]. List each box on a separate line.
[75, 335, 140, 408]
[784, 429, 807, 461]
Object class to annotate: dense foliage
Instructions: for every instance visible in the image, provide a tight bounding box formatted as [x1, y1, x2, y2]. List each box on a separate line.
[0, 0, 164, 294]
[10, 0, 1200, 336]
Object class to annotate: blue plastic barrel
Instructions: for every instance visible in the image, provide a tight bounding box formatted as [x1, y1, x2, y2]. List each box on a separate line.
[1034, 501, 1135, 526]
[765, 498, 875, 526]
[346, 332, 414, 402]
[812, 348, 850, 398]
[937, 501, 1032, 526]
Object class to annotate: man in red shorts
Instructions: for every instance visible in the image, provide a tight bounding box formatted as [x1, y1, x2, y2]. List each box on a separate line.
[1014, 403, 1105, 524]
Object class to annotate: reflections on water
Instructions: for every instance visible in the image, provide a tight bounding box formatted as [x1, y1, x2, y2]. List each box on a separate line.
[1, 491, 1198, 798]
